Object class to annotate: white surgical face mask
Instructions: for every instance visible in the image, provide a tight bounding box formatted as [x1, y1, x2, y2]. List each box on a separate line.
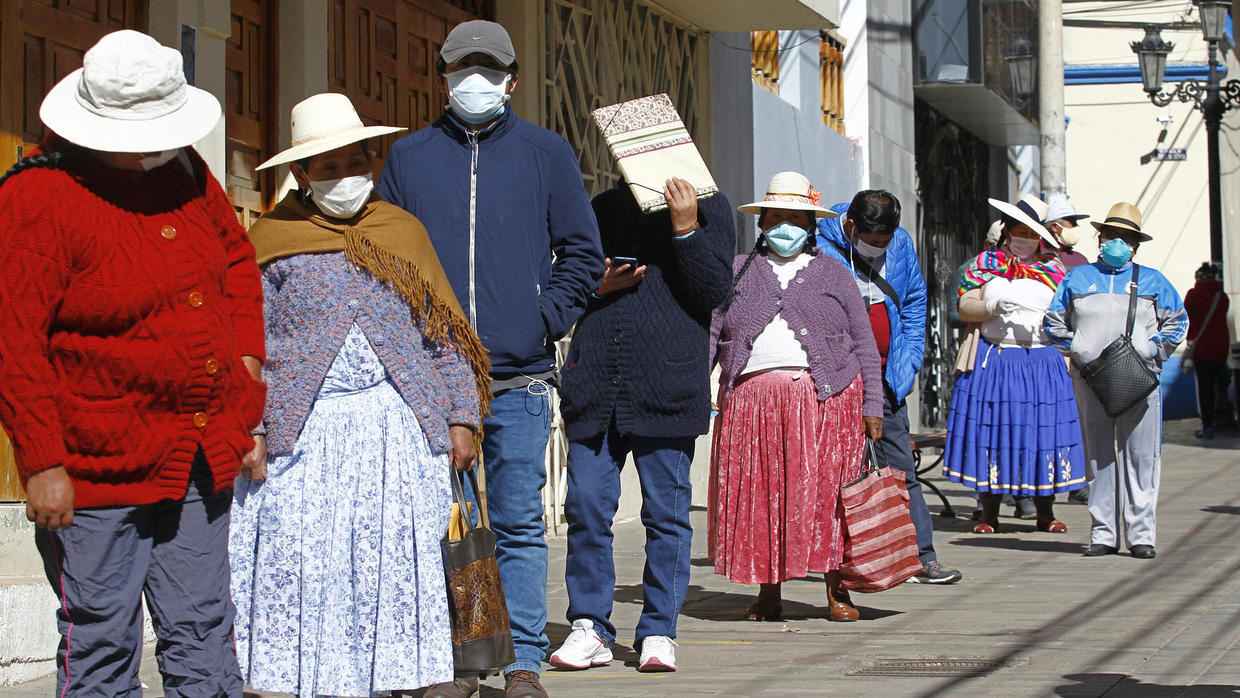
[853, 237, 888, 260]
[446, 66, 511, 124]
[1006, 236, 1040, 260]
[139, 149, 179, 171]
[309, 173, 374, 219]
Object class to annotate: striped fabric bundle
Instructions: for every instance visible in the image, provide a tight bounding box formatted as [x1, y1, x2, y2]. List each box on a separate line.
[838, 464, 923, 592]
[958, 249, 1067, 296]
[592, 93, 717, 212]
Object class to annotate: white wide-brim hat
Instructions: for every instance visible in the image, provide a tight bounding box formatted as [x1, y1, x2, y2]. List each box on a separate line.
[739, 171, 835, 217]
[257, 93, 406, 170]
[987, 193, 1055, 246]
[39, 30, 222, 153]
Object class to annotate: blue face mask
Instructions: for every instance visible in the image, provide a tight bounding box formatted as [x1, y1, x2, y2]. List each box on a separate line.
[1099, 238, 1133, 268]
[446, 67, 511, 124]
[763, 221, 809, 257]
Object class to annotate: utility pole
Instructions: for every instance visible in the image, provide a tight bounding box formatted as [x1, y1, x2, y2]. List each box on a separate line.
[1039, 0, 1066, 198]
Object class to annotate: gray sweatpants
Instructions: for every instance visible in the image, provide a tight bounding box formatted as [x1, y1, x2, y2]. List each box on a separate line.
[34, 455, 241, 697]
[1073, 375, 1162, 549]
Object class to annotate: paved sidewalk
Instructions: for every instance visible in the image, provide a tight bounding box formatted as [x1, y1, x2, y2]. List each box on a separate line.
[4, 419, 1238, 697]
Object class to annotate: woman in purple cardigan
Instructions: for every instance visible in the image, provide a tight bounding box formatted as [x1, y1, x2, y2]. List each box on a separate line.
[709, 172, 884, 623]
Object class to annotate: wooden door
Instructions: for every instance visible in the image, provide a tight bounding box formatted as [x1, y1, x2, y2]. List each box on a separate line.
[0, 0, 148, 502]
[329, 0, 493, 176]
[226, 0, 279, 228]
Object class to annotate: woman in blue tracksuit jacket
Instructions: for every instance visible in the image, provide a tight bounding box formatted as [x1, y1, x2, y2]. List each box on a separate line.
[1044, 203, 1187, 559]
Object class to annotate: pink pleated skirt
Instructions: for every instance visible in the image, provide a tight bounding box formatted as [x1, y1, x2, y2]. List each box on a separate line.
[709, 370, 865, 585]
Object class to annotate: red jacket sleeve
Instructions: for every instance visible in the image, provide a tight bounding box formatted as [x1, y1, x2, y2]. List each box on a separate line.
[0, 171, 72, 478]
[199, 159, 266, 363]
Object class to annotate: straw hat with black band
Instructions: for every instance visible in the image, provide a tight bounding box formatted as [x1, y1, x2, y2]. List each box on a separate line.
[256, 93, 405, 171]
[1090, 202, 1153, 242]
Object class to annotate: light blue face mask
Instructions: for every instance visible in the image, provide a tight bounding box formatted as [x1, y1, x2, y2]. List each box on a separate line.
[446, 66, 511, 124]
[763, 221, 809, 257]
[1099, 238, 1133, 268]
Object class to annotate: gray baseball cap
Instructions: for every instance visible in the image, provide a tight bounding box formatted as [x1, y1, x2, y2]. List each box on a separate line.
[441, 20, 516, 67]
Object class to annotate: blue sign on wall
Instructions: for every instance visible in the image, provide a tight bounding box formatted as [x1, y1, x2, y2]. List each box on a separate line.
[1155, 148, 1188, 161]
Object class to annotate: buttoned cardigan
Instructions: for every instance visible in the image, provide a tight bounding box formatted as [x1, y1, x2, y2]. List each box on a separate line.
[259, 251, 479, 456]
[710, 251, 884, 418]
[0, 147, 266, 507]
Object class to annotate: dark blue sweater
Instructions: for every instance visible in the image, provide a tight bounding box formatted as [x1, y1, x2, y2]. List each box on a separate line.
[559, 188, 735, 440]
[377, 108, 604, 376]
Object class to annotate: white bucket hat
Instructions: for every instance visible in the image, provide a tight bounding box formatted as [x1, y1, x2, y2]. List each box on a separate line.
[257, 93, 406, 171]
[39, 30, 222, 153]
[1044, 193, 1088, 224]
[738, 171, 835, 217]
[987, 193, 1055, 245]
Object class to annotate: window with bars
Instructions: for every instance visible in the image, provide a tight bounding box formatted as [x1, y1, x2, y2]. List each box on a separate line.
[751, 30, 780, 95]
[820, 30, 846, 134]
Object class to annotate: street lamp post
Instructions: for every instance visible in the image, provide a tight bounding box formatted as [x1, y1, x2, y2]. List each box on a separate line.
[1131, 3, 1240, 271]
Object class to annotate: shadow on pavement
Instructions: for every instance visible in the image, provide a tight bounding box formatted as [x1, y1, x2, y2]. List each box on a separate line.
[609, 582, 903, 623]
[1203, 505, 1240, 516]
[1053, 673, 1240, 696]
[948, 537, 1088, 555]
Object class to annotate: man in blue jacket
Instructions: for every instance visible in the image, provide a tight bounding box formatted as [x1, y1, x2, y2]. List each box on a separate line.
[817, 190, 962, 584]
[378, 20, 604, 698]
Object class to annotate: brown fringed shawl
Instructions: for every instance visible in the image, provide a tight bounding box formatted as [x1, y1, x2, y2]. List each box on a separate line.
[248, 193, 492, 417]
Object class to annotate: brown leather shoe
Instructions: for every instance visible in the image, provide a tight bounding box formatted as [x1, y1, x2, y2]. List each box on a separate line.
[827, 586, 860, 622]
[504, 670, 549, 698]
[425, 678, 479, 698]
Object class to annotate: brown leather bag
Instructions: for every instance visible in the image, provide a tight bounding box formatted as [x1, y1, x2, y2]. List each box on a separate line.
[442, 467, 516, 677]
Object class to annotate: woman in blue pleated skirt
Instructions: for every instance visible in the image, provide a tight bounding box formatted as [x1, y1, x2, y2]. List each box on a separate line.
[943, 194, 1086, 534]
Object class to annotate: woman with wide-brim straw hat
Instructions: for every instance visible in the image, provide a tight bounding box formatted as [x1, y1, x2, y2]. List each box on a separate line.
[1045, 202, 1187, 560]
[944, 193, 1087, 535]
[229, 92, 490, 697]
[0, 29, 265, 695]
[708, 172, 885, 623]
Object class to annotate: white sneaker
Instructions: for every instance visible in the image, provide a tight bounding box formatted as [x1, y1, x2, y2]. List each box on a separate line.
[637, 635, 678, 672]
[549, 619, 613, 669]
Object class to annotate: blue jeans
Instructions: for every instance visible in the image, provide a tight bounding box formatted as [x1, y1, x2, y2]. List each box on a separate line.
[873, 392, 937, 564]
[480, 385, 552, 676]
[563, 423, 694, 650]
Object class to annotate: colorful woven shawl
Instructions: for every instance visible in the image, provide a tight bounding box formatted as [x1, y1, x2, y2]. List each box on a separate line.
[958, 249, 1067, 296]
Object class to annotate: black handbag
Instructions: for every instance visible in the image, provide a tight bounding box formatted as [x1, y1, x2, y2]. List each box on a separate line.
[442, 467, 516, 677]
[1075, 264, 1160, 417]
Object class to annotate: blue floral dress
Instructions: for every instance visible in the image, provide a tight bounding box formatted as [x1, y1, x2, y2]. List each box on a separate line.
[230, 324, 453, 697]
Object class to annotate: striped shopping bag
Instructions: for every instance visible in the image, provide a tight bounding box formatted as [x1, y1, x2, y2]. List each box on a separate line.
[838, 439, 923, 592]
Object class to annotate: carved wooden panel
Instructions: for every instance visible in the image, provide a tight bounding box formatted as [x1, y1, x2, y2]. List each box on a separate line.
[752, 30, 780, 95]
[0, 0, 149, 500]
[820, 31, 846, 134]
[227, 0, 278, 226]
[329, 0, 493, 176]
[544, 0, 706, 197]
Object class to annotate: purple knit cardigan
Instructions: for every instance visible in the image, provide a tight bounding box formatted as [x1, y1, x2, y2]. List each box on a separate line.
[260, 252, 479, 455]
[709, 251, 884, 418]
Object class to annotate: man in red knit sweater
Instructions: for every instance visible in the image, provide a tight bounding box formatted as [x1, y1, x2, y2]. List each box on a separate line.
[0, 31, 265, 696]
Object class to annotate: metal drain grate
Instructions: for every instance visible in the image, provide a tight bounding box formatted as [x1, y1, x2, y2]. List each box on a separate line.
[848, 658, 1002, 677]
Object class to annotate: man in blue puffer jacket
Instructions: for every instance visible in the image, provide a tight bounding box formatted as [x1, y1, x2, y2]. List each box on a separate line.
[378, 20, 604, 698]
[817, 190, 962, 584]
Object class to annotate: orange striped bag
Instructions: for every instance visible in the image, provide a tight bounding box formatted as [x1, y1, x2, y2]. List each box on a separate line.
[838, 439, 923, 592]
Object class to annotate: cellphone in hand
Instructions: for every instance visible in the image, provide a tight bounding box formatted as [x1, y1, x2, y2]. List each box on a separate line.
[611, 256, 639, 268]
